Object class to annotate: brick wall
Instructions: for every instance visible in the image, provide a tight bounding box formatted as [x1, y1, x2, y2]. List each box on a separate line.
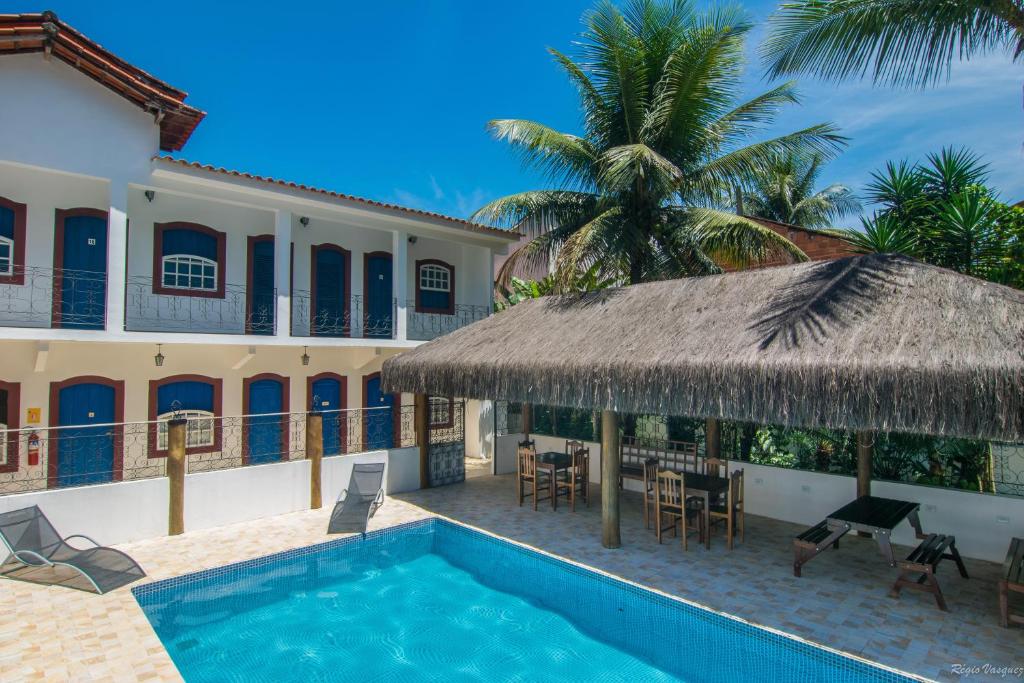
[729, 216, 855, 271]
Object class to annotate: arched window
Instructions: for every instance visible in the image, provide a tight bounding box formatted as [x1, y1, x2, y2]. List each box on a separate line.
[148, 375, 222, 456]
[0, 197, 27, 285]
[415, 259, 454, 314]
[153, 223, 226, 298]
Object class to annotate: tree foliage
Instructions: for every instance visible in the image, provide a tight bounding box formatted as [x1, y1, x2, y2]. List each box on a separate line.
[740, 152, 860, 228]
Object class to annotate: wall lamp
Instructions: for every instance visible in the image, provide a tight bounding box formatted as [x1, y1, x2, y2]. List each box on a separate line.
[299, 216, 310, 227]
[154, 344, 165, 367]
[144, 190, 156, 203]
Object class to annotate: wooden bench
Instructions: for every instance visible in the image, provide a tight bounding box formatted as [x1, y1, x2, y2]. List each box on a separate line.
[889, 534, 968, 611]
[792, 520, 848, 577]
[1000, 537, 1024, 628]
[619, 436, 699, 486]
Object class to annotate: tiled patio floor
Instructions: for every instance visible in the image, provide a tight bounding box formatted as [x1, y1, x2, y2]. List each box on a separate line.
[1, 473, 1020, 681]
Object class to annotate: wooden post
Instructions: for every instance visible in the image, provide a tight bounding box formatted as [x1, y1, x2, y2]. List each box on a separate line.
[166, 418, 186, 536]
[522, 403, 533, 439]
[857, 431, 873, 497]
[307, 412, 323, 510]
[601, 409, 621, 549]
[705, 418, 721, 460]
[415, 393, 429, 489]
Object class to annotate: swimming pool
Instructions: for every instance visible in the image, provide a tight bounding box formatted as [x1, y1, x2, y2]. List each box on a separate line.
[134, 518, 915, 682]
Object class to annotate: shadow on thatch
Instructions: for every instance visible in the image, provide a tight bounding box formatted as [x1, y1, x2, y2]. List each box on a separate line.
[546, 287, 625, 311]
[752, 254, 907, 351]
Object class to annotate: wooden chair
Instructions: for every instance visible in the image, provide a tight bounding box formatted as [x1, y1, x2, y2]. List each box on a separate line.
[999, 537, 1022, 627]
[704, 456, 728, 478]
[565, 439, 584, 455]
[707, 468, 744, 549]
[655, 470, 703, 550]
[641, 458, 658, 529]
[516, 443, 549, 510]
[556, 446, 590, 511]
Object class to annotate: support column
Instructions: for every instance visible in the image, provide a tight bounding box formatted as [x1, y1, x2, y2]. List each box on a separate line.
[167, 419, 186, 536]
[705, 418, 721, 460]
[522, 403, 533, 440]
[393, 230, 409, 341]
[415, 393, 429, 489]
[274, 210, 292, 338]
[307, 412, 323, 509]
[106, 182, 129, 332]
[857, 431, 873, 497]
[601, 409, 621, 549]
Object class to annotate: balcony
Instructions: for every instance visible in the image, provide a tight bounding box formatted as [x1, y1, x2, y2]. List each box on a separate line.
[406, 301, 490, 341]
[290, 290, 396, 339]
[0, 266, 105, 330]
[125, 275, 275, 335]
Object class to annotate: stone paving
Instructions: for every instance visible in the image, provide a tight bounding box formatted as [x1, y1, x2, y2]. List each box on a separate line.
[0, 473, 1020, 682]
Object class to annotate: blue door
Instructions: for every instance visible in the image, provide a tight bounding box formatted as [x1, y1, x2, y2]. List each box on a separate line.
[364, 375, 394, 450]
[365, 254, 392, 338]
[246, 379, 284, 464]
[311, 377, 343, 456]
[56, 382, 115, 487]
[313, 248, 346, 336]
[249, 240, 275, 335]
[60, 213, 107, 329]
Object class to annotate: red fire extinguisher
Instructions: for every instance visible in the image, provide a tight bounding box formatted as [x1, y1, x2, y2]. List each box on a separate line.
[27, 431, 40, 467]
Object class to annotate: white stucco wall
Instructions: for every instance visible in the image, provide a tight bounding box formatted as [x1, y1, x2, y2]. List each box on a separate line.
[0, 54, 157, 182]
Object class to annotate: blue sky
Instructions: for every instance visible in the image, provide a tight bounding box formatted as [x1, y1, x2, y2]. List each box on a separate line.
[42, 0, 1024, 226]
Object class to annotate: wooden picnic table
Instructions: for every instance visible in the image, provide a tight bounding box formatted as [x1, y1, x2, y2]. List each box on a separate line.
[794, 495, 926, 575]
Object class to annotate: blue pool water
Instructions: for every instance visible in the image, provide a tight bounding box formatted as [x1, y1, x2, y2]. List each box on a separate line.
[134, 519, 912, 682]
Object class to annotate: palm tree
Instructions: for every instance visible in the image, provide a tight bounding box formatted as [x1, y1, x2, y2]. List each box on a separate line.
[740, 152, 860, 228]
[762, 0, 1024, 89]
[472, 0, 846, 289]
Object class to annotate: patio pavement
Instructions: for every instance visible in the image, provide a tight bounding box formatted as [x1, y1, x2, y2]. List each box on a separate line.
[0, 472, 1020, 681]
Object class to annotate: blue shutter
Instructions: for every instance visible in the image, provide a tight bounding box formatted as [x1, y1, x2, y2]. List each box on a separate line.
[0, 206, 13, 240]
[163, 228, 217, 260]
[157, 381, 214, 414]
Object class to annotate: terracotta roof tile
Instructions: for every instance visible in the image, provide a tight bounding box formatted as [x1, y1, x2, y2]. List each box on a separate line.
[155, 157, 516, 239]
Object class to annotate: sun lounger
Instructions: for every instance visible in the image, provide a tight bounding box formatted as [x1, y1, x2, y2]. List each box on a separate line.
[327, 463, 385, 534]
[0, 505, 145, 594]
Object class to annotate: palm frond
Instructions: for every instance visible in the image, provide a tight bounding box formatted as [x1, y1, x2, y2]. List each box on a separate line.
[687, 207, 810, 267]
[486, 120, 597, 189]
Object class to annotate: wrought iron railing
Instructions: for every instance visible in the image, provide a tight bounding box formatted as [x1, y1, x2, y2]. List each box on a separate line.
[0, 265, 106, 329]
[291, 290, 396, 339]
[405, 301, 490, 341]
[0, 406, 420, 494]
[125, 276, 275, 335]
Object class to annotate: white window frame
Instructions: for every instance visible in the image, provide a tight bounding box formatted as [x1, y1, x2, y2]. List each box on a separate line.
[0, 235, 13, 277]
[161, 254, 218, 292]
[419, 264, 451, 293]
[157, 410, 215, 450]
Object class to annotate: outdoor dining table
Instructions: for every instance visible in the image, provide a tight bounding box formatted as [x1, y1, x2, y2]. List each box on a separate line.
[677, 472, 729, 550]
[825, 495, 925, 566]
[536, 452, 573, 510]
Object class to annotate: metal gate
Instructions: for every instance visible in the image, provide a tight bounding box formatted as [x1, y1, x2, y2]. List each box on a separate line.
[428, 400, 465, 486]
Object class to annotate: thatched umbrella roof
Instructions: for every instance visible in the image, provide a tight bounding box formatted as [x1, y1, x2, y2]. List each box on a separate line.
[383, 254, 1024, 441]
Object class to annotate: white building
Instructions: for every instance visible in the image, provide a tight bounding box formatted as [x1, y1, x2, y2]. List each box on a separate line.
[0, 12, 514, 490]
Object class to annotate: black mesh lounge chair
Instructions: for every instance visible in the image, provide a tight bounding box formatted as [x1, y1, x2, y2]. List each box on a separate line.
[328, 463, 385, 534]
[0, 506, 145, 594]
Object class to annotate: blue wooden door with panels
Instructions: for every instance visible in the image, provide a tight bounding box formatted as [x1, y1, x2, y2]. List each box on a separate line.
[364, 375, 394, 450]
[56, 382, 115, 487]
[250, 240, 275, 335]
[365, 253, 393, 338]
[246, 379, 284, 464]
[314, 248, 346, 336]
[311, 376, 343, 456]
[60, 214, 107, 329]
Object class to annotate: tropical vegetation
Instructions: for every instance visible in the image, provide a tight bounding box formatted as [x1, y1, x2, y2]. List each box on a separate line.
[739, 152, 860, 228]
[474, 0, 846, 291]
[762, 0, 1024, 91]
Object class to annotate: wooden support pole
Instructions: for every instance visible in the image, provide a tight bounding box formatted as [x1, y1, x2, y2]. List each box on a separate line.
[601, 409, 621, 549]
[522, 403, 533, 440]
[415, 393, 429, 489]
[857, 431, 873, 497]
[307, 412, 323, 510]
[705, 417, 721, 460]
[166, 419, 186, 536]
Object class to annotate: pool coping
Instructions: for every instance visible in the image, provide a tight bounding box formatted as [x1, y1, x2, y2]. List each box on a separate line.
[133, 514, 933, 683]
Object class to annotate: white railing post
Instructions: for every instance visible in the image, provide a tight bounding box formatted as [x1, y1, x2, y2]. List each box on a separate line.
[274, 210, 292, 338]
